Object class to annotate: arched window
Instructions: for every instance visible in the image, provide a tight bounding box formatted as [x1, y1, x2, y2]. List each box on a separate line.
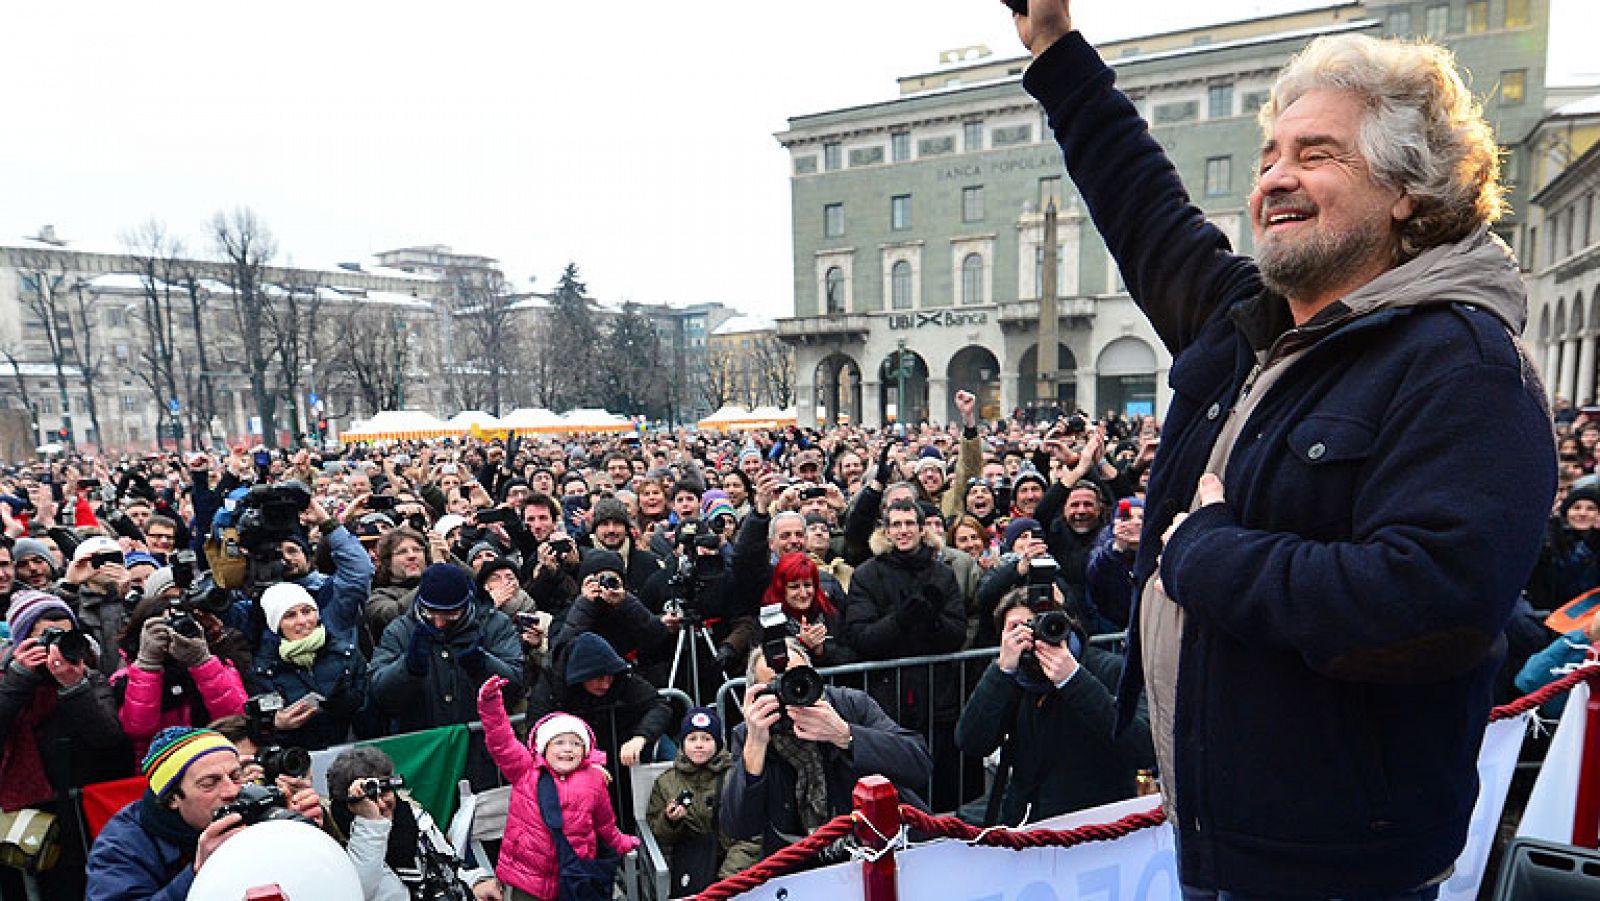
[961, 253, 984, 305]
[891, 261, 912, 310]
[825, 267, 846, 315]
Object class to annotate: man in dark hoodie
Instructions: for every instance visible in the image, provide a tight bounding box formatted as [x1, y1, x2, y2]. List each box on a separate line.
[1013, 2, 1554, 897]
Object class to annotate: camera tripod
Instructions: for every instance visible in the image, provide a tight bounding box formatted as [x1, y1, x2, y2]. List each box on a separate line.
[666, 608, 723, 707]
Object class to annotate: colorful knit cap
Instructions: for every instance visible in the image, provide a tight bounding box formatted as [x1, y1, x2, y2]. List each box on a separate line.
[5, 589, 76, 642]
[143, 727, 237, 800]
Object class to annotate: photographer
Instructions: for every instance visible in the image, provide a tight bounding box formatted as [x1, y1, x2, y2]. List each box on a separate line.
[955, 588, 1153, 825]
[557, 551, 671, 676]
[58, 534, 135, 674]
[247, 583, 367, 751]
[0, 591, 132, 900]
[113, 587, 250, 758]
[282, 493, 377, 649]
[86, 726, 323, 900]
[327, 745, 500, 901]
[974, 518, 1052, 647]
[721, 637, 930, 859]
[639, 518, 757, 687]
[588, 496, 663, 596]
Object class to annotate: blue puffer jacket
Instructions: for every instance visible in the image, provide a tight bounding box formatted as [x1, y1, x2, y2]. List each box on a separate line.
[1026, 32, 1555, 898]
[247, 633, 367, 750]
[85, 801, 194, 901]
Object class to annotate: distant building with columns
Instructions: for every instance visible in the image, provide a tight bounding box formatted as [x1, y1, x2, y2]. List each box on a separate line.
[776, 1, 1551, 428]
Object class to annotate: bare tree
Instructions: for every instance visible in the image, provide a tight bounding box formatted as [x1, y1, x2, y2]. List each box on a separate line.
[124, 221, 189, 448]
[14, 250, 83, 449]
[267, 270, 326, 441]
[0, 346, 39, 445]
[170, 265, 221, 448]
[64, 280, 108, 450]
[330, 305, 412, 415]
[699, 344, 736, 413]
[750, 334, 795, 407]
[212, 208, 281, 447]
[447, 267, 521, 415]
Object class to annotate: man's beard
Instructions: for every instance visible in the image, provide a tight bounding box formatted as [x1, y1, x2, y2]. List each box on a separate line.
[1257, 219, 1385, 302]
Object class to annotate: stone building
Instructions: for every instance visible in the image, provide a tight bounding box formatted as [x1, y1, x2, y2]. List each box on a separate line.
[777, 0, 1551, 427]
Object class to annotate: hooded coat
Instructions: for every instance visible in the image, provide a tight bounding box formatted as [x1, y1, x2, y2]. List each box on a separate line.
[1026, 32, 1555, 896]
[477, 690, 640, 900]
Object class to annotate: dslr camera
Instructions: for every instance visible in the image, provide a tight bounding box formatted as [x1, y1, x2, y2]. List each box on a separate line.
[166, 549, 233, 638]
[212, 783, 313, 826]
[38, 625, 91, 666]
[758, 604, 825, 727]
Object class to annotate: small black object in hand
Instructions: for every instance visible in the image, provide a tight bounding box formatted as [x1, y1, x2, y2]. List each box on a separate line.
[1003, 0, 1029, 16]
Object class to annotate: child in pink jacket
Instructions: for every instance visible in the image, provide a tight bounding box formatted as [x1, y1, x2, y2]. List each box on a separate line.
[478, 674, 639, 901]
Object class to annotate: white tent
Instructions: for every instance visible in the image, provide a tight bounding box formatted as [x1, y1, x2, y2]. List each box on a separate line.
[446, 410, 502, 432]
[499, 407, 567, 433]
[341, 410, 453, 442]
[696, 405, 749, 430]
[696, 405, 797, 431]
[558, 408, 633, 433]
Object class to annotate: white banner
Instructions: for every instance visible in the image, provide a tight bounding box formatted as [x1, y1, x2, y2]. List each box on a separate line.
[735, 715, 1528, 901]
[1519, 680, 1590, 842]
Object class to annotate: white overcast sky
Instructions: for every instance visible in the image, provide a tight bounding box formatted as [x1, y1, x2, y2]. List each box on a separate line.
[3, 1, 1595, 320]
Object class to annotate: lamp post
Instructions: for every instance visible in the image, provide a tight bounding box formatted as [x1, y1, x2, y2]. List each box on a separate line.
[891, 338, 915, 423]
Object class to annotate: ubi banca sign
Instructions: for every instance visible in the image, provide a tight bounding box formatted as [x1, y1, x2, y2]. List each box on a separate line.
[887, 310, 989, 330]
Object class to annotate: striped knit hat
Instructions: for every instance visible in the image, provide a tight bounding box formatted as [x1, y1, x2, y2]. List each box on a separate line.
[142, 727, 237, 800]
[5, 589, 76, 643]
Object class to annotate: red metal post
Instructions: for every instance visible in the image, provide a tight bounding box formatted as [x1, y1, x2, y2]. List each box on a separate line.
[853, 776, 902, 901]
[244, 886, 289, 901]
[1573, 650, 1600, 848]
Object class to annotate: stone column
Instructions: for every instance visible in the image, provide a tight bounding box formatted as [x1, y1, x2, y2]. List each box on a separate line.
[1000, 372, 1020, 418]
[862, 379, 883, 429]
[927, 377, 950, 426]
[1546, 342, 1563, 400]
[1561, 339, 1580, 403]
[1578, 334, 1598, 406]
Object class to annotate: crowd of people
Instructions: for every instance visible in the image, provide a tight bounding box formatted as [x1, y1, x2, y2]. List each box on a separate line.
[0, 385, 1584, 898]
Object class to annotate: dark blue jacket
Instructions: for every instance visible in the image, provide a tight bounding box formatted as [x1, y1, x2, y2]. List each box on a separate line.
[247, 633, 367, 750]
[85, 801, 194, 901]
[1026, 32, 1554, 897]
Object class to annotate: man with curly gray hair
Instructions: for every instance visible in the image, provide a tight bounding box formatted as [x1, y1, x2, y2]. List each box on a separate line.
[1008, 2, 1555, 898]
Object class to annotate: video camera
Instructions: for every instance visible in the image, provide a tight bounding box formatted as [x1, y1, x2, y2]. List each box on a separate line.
[212, 783, 314, 827]
[758, 604, 824, 729]
[233, 481, 312, 555]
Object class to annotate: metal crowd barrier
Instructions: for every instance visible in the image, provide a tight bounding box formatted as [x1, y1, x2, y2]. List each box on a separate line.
[711, 633, 1128, 816]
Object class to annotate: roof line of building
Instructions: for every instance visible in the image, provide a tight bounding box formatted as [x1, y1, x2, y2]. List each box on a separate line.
[778, 18, 1380, 139]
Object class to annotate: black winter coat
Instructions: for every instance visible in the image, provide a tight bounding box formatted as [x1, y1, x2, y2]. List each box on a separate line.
[247, 634, 368, 750]
[369, 604, 524, 733]
[843, 544, 966, 728]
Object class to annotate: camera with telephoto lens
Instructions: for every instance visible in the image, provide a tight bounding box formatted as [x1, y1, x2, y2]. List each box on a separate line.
[357, 775, 407, 801]
[212, 782, 313, 826]
[232, 480, 312, 554]
[38, 626, 91, 666]
[758, 604, 824, 729]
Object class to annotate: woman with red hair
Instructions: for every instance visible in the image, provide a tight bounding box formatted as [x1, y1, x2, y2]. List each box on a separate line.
[761, 552, 854, 665]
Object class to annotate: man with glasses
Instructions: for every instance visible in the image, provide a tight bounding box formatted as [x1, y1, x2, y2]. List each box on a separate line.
[844, 498, 970, 810]
[139, 515, 180, 564]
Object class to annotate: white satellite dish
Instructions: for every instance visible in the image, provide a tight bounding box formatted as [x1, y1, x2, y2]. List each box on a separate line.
[187, 819, 362, 900]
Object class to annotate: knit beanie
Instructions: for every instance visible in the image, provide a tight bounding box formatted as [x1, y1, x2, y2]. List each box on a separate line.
[700, 492, 736, 526]
[415, 563, 475, 612]
[917, 445, 944, 461]
[591, 497, 631, 528]
[124, 551, 160, 572]
[678, 706, 724, 753]
[533, 713, 591, 759]
[260, 582, 317, 634]
[577, 550, 625, 582]
[5, 589, 76, 642]
[466, 541, 503, 565]
[142, 567, 177, 600]
[1002, 517, 1043, 553]
[1012, 470, 1047, 494]
[12, 538, 53, 570]
[143, 727, 237, 800]
[1562, 484, 1600, 519]
[72, 535, 121, 564]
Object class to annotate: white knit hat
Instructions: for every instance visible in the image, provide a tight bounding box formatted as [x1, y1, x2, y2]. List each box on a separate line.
[534, 713, 590, 758]
[260, 582, 317, 634]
